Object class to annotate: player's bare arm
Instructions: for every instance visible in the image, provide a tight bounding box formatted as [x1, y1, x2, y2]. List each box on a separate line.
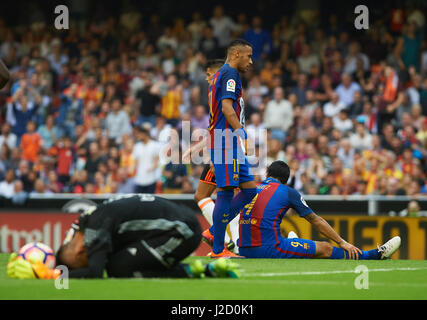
[221, 98, 252, 156]
[222, 98, 244, 131]
[0, 59, 10, 89]
[304, 212, 362, 259]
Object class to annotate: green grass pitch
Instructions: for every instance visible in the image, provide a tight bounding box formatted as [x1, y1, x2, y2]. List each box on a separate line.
[1, 253, 427, 300]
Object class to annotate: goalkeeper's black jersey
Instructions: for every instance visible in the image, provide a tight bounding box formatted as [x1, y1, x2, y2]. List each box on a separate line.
[68, 194, 199, 278]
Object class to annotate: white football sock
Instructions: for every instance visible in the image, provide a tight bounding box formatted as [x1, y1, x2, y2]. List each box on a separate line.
[198, 197, 232, 244]
[197, 197, 214, 225]
[229, 213, 240, 245]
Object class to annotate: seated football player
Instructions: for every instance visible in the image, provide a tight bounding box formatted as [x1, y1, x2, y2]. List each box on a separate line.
[7, 195, 240, 279]
[237, 160, 401, 260]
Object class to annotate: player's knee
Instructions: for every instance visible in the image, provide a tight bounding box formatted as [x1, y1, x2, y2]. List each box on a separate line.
[194, 186, 215, 203]
[315, 241, 333, 259]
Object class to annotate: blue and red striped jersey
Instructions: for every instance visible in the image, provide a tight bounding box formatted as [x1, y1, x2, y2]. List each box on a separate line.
[238, 177, 314, 247]
[208, 63, 244, 150]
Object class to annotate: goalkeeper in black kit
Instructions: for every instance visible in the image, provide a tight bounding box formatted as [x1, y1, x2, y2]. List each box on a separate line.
[8, 195, 240, 279]
[58, 194, 240, 278]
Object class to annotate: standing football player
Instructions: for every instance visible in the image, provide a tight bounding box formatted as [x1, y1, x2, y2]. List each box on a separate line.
[184, 59, 239, 252]
[206, 39, 258, 258]
[192, 59, 224, 224]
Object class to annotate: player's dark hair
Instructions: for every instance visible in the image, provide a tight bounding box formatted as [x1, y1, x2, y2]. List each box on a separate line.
[205, 59, 224, 70]
[266, 160, 290, 185]
[226, 39, 252, 56]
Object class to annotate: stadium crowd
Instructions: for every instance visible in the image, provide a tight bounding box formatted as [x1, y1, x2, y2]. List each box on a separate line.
[0, 3, 427, 204]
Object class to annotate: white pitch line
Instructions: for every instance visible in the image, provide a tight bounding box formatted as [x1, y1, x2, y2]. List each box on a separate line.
[245, 267, 427, 278]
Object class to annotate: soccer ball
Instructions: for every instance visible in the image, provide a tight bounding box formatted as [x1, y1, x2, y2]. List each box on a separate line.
[18, 242, 56, 269]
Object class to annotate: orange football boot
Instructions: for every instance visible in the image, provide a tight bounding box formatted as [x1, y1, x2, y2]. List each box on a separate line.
[202, 229, 214, 247]
[209, 248, 244, 259]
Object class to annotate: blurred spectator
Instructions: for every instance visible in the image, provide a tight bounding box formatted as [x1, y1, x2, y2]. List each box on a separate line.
[151, 116, 172, 145]
[20, 121, 41, 163]
[416, 117, 427, 149]
[400, 200, 422, 217]
[198, 26, 219, 59]
[401, 21, 422, 71]
[242, 16, 272, 62]
[337, 138, 355, 169]
[349, 121, 373, 152]
[377, 64, 405, 132]
[80, 75, 103, 106]
[46, 170, 63, 193]
[157, 27, 178, 53]
[246, 75, 269, 113]
[263, 87, 293, 141]
[116, 167, 135, 193]
[323, 92, 345, 118]
[333, 109, 353, 134]
[335, 73, 361, 107]
[57, 83, 83, 139]
[105, 98, 132, 144]
[7, 93, 40, 141]
[290, 73, 309, 106]
[159, 74, 182, 126]
[191, 105, 209, 130]
[0, 123, 17, 150]
[37, 114, 61, 150]
[0, 169, 15, 198]
[10, 180, 27, 205]
[161, 46, 178, 75]
[55, 136, 74, 184]
[135, 75, 160, 126]
[297, 44, 320, 74]
[30, 178, 53, 196]
[0, 143, 12, 178]
[85, 141, 106, 180]
[187, 12, 207, 48]
[384, 177, 407, 196]
[266, 138, 286, 166]
[343, 41, 370, 75]
[120, 137, 136, 178]
[47, 39, 68, 75]
[246, 112, 265, 143]
[132, 127, 160, 193]
[137, 44, 160, 70]
[163, 160, 188, 192]
[209, 5, 237, 52]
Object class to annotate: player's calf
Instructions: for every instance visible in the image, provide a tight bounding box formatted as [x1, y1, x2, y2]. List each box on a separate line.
[321, 236, 401, 260]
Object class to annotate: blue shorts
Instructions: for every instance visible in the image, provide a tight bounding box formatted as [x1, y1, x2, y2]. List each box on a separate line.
[239, 238, 316, 259]
[210, 148, 254, 188]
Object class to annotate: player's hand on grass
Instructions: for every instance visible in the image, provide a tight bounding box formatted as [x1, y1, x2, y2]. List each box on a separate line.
[338, 240, 362, 260]
[7, 253, 36, 279]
